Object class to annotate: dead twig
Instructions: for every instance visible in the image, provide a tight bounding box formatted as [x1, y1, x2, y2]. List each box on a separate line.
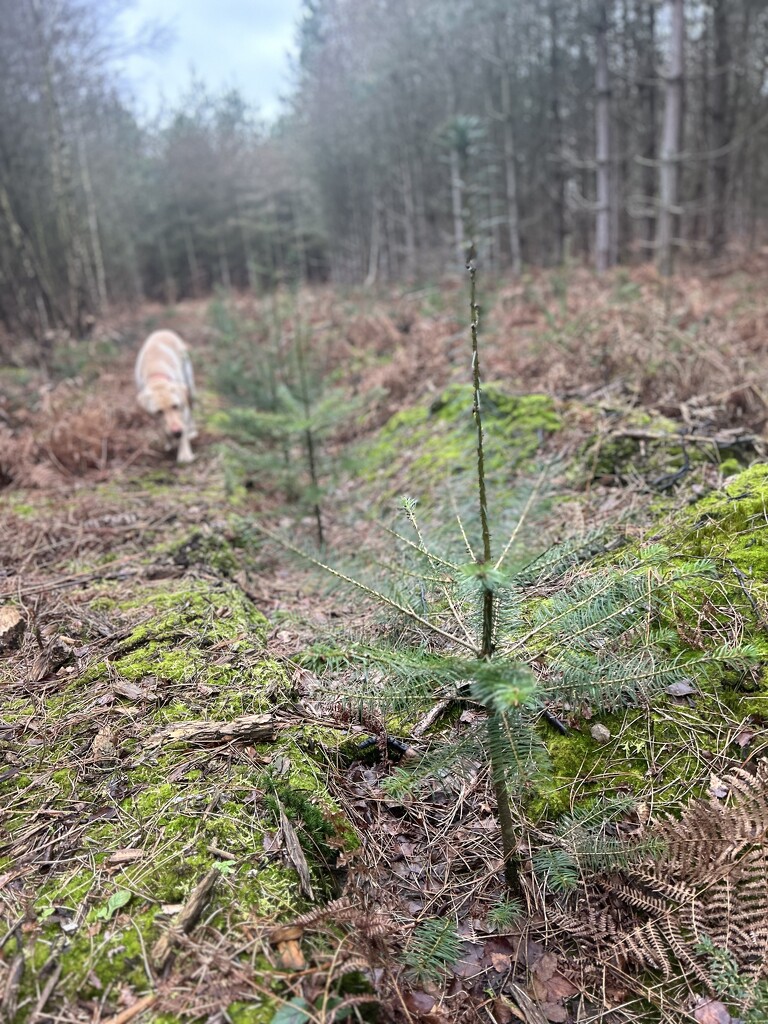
[151, 868, 220, 972]
[101, 993, 159, 1024]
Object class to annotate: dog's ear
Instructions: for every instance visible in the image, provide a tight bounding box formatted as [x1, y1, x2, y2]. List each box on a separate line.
[138, 387, 158, 414]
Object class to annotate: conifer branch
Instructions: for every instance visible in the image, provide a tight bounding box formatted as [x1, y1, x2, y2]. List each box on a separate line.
[254, 524, 481, 655]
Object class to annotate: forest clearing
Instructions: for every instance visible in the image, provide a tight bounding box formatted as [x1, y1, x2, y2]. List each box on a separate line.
[3, 262, 768, 1023]
[3, 0, 768, 1020]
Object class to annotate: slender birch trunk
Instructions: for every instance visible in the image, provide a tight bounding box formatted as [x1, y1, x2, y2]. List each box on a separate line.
[656, 0, 685, 277]
[595, 1, 612, 273]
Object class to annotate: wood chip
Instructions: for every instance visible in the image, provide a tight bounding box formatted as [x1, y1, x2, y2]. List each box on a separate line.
[0, 606, 25, 653]
[101, 993, 158, 1024]
[106, 849, 144, 865]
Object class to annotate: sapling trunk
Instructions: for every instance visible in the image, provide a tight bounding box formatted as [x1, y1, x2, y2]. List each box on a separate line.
[467, 244, 521, 895]
[294, 319, 324, 548]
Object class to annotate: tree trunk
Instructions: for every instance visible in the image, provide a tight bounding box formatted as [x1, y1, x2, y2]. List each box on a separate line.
[400, 154, 417, 279]
[548, 0, 566, 265]
[638, 0, 658, 252]
[708, 0, 730, 258]
[31, 0, 88, 332]
[76, 119, 108, 312]
[656, 0, 685, 277]
[499, 9, 524, 274]
[182, 217, 201, 296]
[595, 2, 612, 273]
[364, 200, 380, 288]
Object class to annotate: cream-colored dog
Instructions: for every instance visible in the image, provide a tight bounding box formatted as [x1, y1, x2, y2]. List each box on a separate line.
[135, 330, 197, 464]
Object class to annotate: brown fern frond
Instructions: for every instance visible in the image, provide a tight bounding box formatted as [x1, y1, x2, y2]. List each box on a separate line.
[546, 763, 768, 1002]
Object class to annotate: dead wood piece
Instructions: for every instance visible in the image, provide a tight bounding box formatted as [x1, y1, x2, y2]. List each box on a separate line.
[278, 803, 314, 899]
[151, 867, 220, 971]
[101, 993, 159, 1024]
[148, 712, 277, 748]
[1, 953, 24, 1020]
[609, 427, 760, 448]
[504, 981, 550, 1024]
[413, 698, 452, 738]
[0, 606, 25, 653]
[107, 848, 144, 865]
[30, 635, 76, 681]
[112, 678, 156, 701]
[29, 961, 63, 1023]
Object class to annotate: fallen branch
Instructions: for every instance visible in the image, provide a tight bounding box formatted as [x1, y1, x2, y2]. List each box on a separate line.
[147, 712, 278, 748]
[607, 427, 761, 448]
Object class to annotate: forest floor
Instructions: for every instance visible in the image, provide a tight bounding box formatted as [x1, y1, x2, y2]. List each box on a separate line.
[2, 261, 768, 1024]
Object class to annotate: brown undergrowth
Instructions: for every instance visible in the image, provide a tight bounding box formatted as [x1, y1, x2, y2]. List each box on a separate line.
[2, 262, 768, 1023]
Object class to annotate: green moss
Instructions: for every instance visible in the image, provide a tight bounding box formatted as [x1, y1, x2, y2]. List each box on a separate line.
[580, 407, 756, 488]
[226, 1000, 276, 1024]
[358, 384, 561, 498]
[523, 465, 768, 825]
[669, 463, 768, 577]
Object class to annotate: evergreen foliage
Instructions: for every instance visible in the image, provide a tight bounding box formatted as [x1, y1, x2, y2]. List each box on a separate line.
[400, 918, 463, 982]
[261, 257, 758, 898]
[697, 936, 768, 1022]
[211, 297, 361, 543]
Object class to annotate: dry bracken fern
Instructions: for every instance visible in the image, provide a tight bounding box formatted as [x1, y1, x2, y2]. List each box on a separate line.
[548, 762, 768, 992]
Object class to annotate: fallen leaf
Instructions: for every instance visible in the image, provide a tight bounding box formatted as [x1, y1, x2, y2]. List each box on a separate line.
[667, 679, 697, 697]
[540, 1002, 568, 1023]
[693, 998, 732, 1024]
[734, 730, 754, 750]
[452, 942, 484, 978]
[276, 939, 305, 970]
[709, 774, 729, 799]
[492, 997, 523, 1022]
[403, 991, 437, 1015]
[534, 952, 558, 982]
[546, 973, 578, 1000]
[490, 952, 512, 972]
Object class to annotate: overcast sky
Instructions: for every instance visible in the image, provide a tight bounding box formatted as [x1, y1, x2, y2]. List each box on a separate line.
[116, 0, 305, 122]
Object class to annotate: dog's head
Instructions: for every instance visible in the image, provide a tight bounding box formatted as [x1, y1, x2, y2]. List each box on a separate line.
[138, 380, 187, 437]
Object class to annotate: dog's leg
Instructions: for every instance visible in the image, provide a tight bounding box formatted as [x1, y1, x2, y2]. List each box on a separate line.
[177, 430, 194, 464]
[186, 405, 198, 441]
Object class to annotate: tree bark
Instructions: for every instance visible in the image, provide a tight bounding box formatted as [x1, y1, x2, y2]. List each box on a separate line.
[708, 0, 730, 258]
[656, 0, 685, 277]
[595, 1, 612, 273]
[638, 0, 658, 252]
[548, 0, 566, 265]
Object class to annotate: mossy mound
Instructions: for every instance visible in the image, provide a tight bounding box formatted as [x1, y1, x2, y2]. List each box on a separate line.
[670, 462, 768, 578]
[527, 464, 768, 820]
[1, 577, 356, 1021]
[359, 384, 561, 498]
[580, 406, 753, 487]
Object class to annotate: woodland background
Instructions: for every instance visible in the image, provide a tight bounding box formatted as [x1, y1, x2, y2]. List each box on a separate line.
[1, 0, 767, 345]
